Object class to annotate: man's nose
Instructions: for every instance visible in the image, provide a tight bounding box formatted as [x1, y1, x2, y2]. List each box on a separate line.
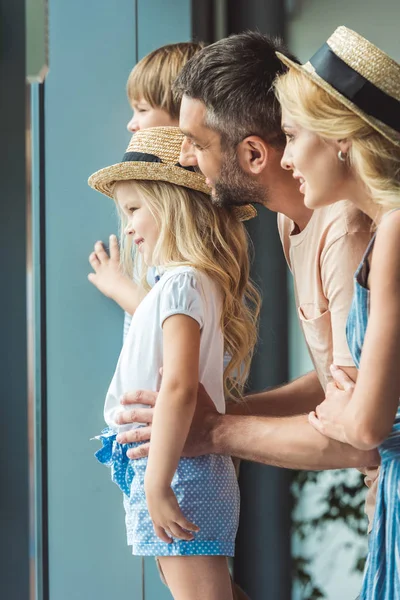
[179, 138, 198, 167]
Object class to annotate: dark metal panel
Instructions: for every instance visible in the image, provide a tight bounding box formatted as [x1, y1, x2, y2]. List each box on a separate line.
[192, 0, 216, 44]
[224, 3, 292, 599]
[0, 0, 30, 598]
[228, 0, 286, 39]
[234, 210, 292, 600]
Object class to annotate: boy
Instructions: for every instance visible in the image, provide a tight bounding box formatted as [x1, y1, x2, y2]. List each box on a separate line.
[88, 42, 203, 337]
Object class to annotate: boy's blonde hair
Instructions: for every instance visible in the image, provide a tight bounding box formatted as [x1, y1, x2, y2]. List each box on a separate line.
[275, 69, 400, 209]
[115, 180, 260, 400]
[127, 42, 204, 119]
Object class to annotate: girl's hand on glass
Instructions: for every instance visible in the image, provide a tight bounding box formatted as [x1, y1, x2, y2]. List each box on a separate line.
[88, 234, 127, 299]
[145, 484, 199, 543]
[308, 365, 355, 443]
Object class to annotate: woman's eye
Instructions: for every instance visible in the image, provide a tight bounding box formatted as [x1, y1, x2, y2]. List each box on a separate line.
[129, 207, 137, 213]
[285, 132, 294, 142]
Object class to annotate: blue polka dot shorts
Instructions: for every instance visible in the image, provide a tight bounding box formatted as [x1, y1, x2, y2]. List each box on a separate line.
[95, 428, 240, 557]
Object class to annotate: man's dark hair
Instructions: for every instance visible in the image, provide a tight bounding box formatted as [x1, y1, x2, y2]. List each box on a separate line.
[174, 31, 299, 147]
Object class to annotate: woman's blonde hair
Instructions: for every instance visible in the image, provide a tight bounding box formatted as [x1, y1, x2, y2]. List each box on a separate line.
[115, 179, 260, 400]
[127, 42, 204, 119]
[275, 69, 400, 209]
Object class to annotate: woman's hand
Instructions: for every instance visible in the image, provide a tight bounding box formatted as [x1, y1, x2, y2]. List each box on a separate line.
[144, 482, 199, 543]
[308, 365, 356, 443]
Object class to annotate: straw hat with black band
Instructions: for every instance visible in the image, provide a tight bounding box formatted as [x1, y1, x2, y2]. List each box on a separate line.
[276, 26, 400, 148]
[88, 126, 257, 222]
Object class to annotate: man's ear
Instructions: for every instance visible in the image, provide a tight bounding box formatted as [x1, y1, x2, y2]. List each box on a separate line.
[236, 136, 269, 175]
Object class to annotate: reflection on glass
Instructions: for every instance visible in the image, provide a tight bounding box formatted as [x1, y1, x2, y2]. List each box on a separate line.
[27, 82, 46, 600]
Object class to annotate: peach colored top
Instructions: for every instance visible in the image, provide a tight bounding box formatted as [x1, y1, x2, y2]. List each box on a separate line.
[278, 200, 378, 531]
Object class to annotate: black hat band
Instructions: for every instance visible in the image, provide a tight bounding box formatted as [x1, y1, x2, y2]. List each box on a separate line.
[309, 43, 400, 133]
[122, 151, 196, 172]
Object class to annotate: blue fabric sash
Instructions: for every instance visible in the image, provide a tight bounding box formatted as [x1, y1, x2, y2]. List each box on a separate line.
[94, 428, 135, 496]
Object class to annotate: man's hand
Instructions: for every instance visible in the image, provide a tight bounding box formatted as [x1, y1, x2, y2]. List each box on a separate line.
[116, 384, 219, 459]
[88, 235, 128, 299]
[116, 390, 157, 450]
[144, 483, 199, 543]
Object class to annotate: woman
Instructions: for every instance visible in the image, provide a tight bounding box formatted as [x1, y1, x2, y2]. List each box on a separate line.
[275, 26, 400, 599]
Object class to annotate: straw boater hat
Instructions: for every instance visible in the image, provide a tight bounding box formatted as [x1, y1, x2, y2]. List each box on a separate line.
[88, 126, 257, 221]
[276, 26, 400, 148]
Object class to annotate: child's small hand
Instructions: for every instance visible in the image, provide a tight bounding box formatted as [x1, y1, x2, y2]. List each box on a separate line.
[145, 484, 199, 543]
[88, 235, 127, 299]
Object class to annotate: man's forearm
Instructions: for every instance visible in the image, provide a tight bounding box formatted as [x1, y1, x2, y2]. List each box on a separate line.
[230, 371, 324, 417]
[211, 413, 380, 470]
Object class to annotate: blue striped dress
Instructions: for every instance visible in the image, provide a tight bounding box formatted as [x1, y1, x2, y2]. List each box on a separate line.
[346, 213, 400, 599]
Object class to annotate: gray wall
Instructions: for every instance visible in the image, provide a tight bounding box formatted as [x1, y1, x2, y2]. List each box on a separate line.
[288, 0, 400, 61]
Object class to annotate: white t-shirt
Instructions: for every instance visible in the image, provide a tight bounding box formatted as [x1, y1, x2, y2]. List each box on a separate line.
[123, 268, 157, 341]
[105, 266, 226, 432]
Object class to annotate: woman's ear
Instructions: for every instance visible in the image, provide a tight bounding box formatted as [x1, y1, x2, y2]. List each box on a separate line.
[337, 138, 352, 155]
[237, 136, 269, 175]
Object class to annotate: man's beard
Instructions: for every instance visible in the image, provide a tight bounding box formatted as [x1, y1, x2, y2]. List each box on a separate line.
[212, 149, 267, 208]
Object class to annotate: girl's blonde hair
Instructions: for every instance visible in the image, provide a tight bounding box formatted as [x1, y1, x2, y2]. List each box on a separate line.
[275, 69, 400, 209]
[115, 180, 260, 400]
[127, 42, 204, 119]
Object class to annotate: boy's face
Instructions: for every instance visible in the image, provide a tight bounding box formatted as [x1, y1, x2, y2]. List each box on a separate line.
[127, 98, 179, 133]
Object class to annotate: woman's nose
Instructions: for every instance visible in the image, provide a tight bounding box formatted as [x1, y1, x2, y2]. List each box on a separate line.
[280, 148, 293, 171]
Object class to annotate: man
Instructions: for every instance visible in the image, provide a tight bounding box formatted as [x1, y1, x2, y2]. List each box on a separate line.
[116, 31, 378, 529]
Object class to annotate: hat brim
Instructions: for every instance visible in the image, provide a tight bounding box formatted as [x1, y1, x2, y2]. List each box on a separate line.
[276, 52, 400, 148]
[88, 161, 211, 197]
[88, 162, 257, 222]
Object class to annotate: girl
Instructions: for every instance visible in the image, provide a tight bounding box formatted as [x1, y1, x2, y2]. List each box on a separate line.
[275, 26, 400, 599]
[88, 126, 259, 600]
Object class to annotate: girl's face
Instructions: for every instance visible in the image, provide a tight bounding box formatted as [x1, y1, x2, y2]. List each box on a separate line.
[280, 107, 352, 209]
[116, 183, 160, 266]
[126, 97, 179, 133]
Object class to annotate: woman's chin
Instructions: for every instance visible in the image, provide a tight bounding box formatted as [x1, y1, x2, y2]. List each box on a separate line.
[303, 195, 315, 209]
[304, 194, 326, 210]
